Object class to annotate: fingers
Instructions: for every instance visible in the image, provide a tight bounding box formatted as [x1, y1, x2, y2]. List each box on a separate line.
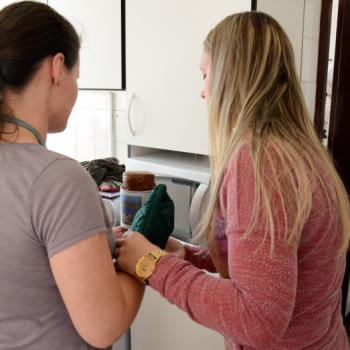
[122, 230, 133, 238]
[113, 239, 124, 271]
[115, 238, 125, 248]
[114, 236, 126, 264]
[114, 231, 158, 276]
[112, 226, 128, 238]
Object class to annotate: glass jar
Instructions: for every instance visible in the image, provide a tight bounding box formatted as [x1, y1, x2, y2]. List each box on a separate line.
[120, 171, 155, 229]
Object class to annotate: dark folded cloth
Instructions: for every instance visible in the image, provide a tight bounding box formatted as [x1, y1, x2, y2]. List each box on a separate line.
[131, 184, 174, 249]
[80, 157, 125, 186]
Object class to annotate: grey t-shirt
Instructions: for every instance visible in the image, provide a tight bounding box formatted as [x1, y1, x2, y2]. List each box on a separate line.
[0, 144, 114, 350]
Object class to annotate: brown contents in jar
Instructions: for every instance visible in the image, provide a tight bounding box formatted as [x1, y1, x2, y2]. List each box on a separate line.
[122, 171, 155, 192]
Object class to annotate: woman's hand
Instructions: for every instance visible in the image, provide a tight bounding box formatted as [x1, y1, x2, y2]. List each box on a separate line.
[112, 226, 128, 239]
[116, 232, 160, 276]
[165, 237, 186, 259]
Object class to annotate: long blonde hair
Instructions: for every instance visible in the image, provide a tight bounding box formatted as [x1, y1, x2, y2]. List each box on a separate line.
[196, 12, 350, 254]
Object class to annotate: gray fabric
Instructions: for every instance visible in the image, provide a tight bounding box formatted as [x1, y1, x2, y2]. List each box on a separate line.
[0, 144, 113, 350]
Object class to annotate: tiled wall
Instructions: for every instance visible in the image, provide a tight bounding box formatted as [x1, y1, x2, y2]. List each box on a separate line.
[323, 0, 339, 143]
[114, 91, 129, 164]
[46, 91, 115, 162]
[300, 0, 322, 121]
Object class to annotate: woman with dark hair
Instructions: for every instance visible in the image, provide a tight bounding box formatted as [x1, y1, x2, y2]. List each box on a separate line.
[0, 2, 143, 349]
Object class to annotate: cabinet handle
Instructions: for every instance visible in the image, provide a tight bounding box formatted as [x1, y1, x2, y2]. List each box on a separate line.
[128, 93, 136, 137]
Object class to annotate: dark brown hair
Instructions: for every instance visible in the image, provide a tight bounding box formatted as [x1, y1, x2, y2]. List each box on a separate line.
[0, 1, 80, 134]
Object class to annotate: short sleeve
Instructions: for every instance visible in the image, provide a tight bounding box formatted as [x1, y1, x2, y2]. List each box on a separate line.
[27, 159, 111, 258]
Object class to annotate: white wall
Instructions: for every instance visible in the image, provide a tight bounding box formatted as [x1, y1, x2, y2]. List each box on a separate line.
[300, 0, 322, 121]
[114, 92, 129, 164]
[323, 0, 339, 145]
[47, 91, 115, 162]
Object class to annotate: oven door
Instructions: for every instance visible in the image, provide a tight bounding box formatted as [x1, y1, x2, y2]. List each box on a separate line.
[155, 176, 208, 242]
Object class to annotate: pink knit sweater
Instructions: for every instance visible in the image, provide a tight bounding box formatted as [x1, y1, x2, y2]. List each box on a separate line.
[149, 144, 349, 349]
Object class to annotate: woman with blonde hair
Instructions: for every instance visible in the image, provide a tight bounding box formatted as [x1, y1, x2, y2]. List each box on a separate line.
[117, 12, 350, 349]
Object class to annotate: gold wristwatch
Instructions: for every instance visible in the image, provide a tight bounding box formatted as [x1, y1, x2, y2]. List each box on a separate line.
[135, 250, 168, 284]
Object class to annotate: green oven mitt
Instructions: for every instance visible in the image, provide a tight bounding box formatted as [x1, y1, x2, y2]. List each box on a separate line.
[131, 184, 174, 249]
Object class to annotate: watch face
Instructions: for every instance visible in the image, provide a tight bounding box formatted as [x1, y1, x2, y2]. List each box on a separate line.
[136, 255, 155, 279]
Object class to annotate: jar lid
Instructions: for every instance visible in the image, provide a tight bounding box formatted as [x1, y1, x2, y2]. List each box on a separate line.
[122, 171, 155, 191]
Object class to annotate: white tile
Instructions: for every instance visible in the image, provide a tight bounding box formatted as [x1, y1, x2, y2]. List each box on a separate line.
[303, 0, 322, 40]
[94, 138, 113, 159]
[75, 91, 94, 109]
[66, 107, 78, 134]
[47, 132, 77, 159]
[47, 106, 77, 159]
[94, 92, 113, 110]
[75, 108, 94, 161]
[76, 136, 95, 162]
[257, 0, 305, 78]
[301, 38, 319, 82]
[116, 142, 128, 164]
[93, 108, 113, 159]
[94, 109, 113, 140]
[329, 0, 339, 61]
[48, 90, 115, 162]
[76, 108, 94, 137]
[115, 91, 128, 111]
[301, 82, 317, 121]
[115, 110, 127, 143]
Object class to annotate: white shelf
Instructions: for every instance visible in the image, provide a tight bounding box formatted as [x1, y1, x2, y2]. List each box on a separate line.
[126, 150, 210, 184]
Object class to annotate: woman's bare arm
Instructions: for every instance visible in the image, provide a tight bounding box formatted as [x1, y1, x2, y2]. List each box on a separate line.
[50, 232, 144, 348]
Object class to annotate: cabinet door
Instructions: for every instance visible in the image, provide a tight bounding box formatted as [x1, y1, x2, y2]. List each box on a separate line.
[126, 0, 251, 155]
[131, 288, 225, 350]
[257, 0, 305, 79]
[48, 0, 122, 90]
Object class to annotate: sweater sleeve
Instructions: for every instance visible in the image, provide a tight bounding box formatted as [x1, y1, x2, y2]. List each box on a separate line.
[184, 244, 217, 272]
[149, 144, 298, 348]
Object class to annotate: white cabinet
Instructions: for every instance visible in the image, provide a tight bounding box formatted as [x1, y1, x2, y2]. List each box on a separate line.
[131, 288, 225, 350]
[48, 0, 123, 90]
[257, 0, 305, 78]
[126, 0, 251, 156]
[0, 0, 46, 8]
